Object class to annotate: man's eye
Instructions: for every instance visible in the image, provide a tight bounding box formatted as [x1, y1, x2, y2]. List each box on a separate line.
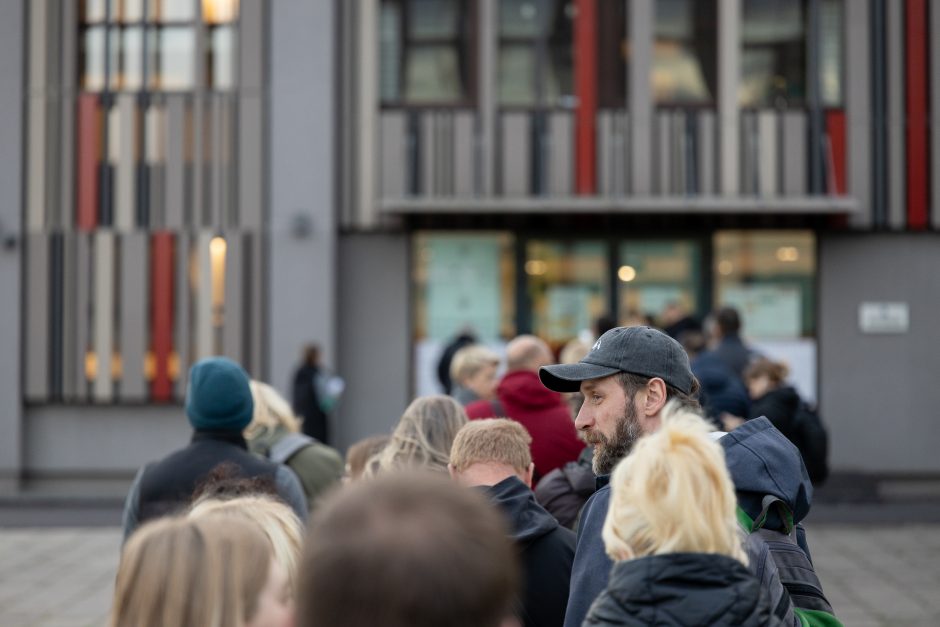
[593, 395, 602, 403]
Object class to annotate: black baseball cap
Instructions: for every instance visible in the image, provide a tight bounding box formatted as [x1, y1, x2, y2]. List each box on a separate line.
[539, 326, 695, 394]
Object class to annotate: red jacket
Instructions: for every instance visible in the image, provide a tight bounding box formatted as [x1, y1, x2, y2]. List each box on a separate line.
[466, 370, 584, 482]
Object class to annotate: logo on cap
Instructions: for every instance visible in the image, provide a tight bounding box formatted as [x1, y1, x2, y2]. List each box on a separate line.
[592, 339, 602, 351]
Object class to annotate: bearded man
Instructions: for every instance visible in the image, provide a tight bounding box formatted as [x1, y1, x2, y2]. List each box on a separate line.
[538, 326, 701, 627]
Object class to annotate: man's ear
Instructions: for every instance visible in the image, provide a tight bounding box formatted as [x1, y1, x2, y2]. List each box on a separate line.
[643, 377, 668, 417]
[447, 463, 458, 481]
[522, 462, 535, 488]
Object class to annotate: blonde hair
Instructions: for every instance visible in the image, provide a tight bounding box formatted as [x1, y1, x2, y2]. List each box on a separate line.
[110, 514, 271, 627]
[370, 396, 468, 475]
[602, 401, 746, 564]
[559, 338, 591, 365]
[245, 380, 302, 441]
[346, 434, 391, 481]
[450, 419, 532, 474]
[190, 495, 304, 592]
[450, 345, 500, 385]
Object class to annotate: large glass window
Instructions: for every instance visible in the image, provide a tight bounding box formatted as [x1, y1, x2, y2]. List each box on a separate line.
[617, 240, 702, 325]
[380, 0, 472, 105]
[654, 0, 717, 105]
[713, 231, 815, 338]
[498, 0, 574, 107]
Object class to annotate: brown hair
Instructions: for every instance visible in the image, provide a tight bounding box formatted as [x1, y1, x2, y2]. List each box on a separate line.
[744, 358, 789, 386]
[297, 472, 519, 627]
[450, 418, 532, 474]
[345, 434, 391, 480]
[110, 514, 272, 627]
[618, 372, 702, 412]
[369, 396, 468, 475]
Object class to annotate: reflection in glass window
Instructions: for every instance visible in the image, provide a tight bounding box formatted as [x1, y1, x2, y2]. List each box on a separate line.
[498, 0, 574, 107]
[740, 0, 805, 107]
[617, 241, 701, 325]
[713, 231, 815, 338]
[654, 0, 717, 105]
[209, 26, 236, 90]
[153, 0, 197, 21]
[121, 27, 144, 90]
[526, 241, 608, 345]
[152, 28, 196, 90]
[379, 2, 402, 102]
[819, 0, 843, 107]
[406, 46, 463, 102]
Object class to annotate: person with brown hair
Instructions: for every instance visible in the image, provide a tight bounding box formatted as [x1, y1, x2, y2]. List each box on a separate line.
[450, 419, 575, 627]
[368, 395, 467, 475]
[111, 514, 293, 627]
[343, 434, 390, 481]
[297, 471, 520, 627]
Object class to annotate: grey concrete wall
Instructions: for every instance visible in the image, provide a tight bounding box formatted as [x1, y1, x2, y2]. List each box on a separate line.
[0, 0, 23, 492]
[23, 406, 189, 476]
[334, 234, 411, 452]
[268, 1, 337, 396]
[819, 234, 940, 473]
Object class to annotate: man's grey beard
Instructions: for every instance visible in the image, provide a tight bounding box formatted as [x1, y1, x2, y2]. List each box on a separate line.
[588, 398, 643, 476]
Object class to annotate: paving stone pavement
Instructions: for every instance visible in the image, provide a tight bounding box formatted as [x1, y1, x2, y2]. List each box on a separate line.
[1, 524, 939, 626]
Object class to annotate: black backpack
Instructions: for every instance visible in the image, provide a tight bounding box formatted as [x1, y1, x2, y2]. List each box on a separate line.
[793, 404, 829, 485]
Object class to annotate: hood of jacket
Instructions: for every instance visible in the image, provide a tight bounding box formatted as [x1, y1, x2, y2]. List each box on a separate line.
[498, 370, 566, 411]
[585, 552, 777, 626]
[484, 476, 560, 545]
[720, 416, 812, 530]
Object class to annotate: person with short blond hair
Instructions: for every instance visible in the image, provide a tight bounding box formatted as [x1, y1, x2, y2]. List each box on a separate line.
[449, 419, 575, 627]
[111, 514, 293, 627]
[582, 403, 780, 626]
[450, 345, 501, 405]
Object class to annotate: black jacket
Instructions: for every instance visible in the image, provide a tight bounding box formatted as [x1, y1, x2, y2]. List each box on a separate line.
[535, 446, 596, 529]
[485, 476, 576, 627]
[692, 351, 751, 422]
[748, 386, 801, 444]
[583, 553, 784, 627]
[292, 363, 330, 443]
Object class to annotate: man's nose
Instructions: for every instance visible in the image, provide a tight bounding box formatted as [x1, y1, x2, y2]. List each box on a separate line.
[575, 405, 592, 431]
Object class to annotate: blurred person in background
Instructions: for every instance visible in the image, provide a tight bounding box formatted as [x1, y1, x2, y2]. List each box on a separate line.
[659, 301, 701, 340]
[467, 335, 584, 482]
[343, 434, 390, 481]
[436, 327, 478, 394]
[450, 344, 501, 406]
[111, 515, 293, 627]
[450, 419, 575, 627]
[583, 404, 781, 627]
[247, 380, 344, 510]
[297, 472, 521, 627]
[679, 329, 750, 430]
[292, 344, 344, 445]
[369, 395, 467, 475]
[706, 306, 756, 381]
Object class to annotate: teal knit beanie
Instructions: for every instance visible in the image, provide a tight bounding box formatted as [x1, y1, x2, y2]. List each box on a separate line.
[185, 357, 254, 432]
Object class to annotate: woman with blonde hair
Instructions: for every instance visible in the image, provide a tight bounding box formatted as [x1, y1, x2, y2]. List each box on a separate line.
[190, 495, 304, 593]
[583, 403, 782, 626]
[246, 380, 344, 509]
[110, 514, 293, 627]
[449, 344, 501, 406]
[369, 395, 468, 475]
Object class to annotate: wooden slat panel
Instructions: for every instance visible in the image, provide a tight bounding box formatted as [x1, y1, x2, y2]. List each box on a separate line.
[501, 113, 530, 196]
[782, 111, 808, 195]
[150, 232, 174, 402]
[549, 111, 573, 196]
[24, 235, 50, 401]
[76, 94, 100, 231]
[93, 231, 115, 402]
[222, 231, 243, 364]
[757, 110, 778, 196]
[119, 232, 148, 400]
[380, 111, 407, 198]
[697, 111, 716, 195]
[454, 112, 474, 196]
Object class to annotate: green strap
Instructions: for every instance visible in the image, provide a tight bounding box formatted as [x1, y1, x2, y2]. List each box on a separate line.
[793, 608, 844, 627]
[737, 505, 755, 533]
[737, 498, 796, 535]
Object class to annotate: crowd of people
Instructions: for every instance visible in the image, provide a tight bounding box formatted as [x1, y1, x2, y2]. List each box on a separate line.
[111, 305, 838, 627]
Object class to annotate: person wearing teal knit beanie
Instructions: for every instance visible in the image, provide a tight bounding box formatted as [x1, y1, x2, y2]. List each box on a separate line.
[186, 357, 255, 432]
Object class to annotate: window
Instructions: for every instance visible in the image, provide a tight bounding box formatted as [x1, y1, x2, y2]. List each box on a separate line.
[819, 0, 844, 107]
[597, 0, 627, 108]
[617, 240, 702, 324]
[654, 0, 717, 105]
[498, 0, 574, 107]
[380, 0, 473, 105]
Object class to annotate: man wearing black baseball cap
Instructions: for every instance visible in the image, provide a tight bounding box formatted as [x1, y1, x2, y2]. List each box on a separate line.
[539, 326, 701, 627]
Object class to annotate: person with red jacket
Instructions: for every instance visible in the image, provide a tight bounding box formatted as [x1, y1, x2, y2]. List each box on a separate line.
[466, 335, 584, 482]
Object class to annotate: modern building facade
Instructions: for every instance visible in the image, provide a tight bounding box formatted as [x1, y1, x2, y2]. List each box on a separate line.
[2, 0, 939, 495]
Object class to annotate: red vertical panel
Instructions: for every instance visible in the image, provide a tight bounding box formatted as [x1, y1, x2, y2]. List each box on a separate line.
[150, 232, 175, 401]
[826, 110, 847, 195]
[906, 0, 929, 230]
[574, 0, 597, 194]
[76, 94, 100, 231]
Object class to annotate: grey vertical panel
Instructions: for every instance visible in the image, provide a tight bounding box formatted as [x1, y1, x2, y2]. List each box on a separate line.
[501, 113, 530, 196]
[195, 232, 214, 359]
[239, 0, 264, 91]
[629, 0, 653, 194]
[222, 231, 243, 364]
[380, 111, 407, 198]
[886, 0, 905, 229]
[59, 0, 76, 231]
[119, 232, 148, 400]
[165, 95, 186, 229]
[210, 95, 224, 228]
[932, 0, 940, 229]
[757, 111, 778, 196]
[655, 112, 671, 195]
[73, 234, 91, 401]
[479, 0, 497, 196]
[93, 231, 114, 402]
[421, 113, 435, 196]
[24, 235, 50, 401]
[191, 96, 205, 229]
[115, 94, 136, 231]
[61, 234, 78, 400]
[355, 0, 378, 226]
[454, 112, 474, 196]
[548, 112, 573, 196]
[248, 232, 264, 377]
[846, 0, 872, 227]
[239, 95, 264, 230]
[698, 111, 716, 195]
[174, 233, 192, 399]
[672, 111, 686, 194]
[718, 0, 740, 195]
[618, 112, 630, 195]
[146, 103, 166, 228]
[26, 0, 47, 232]
[740, 112, 757, 195]
[598, 112, 613, 195]
[782, 111, 808, 195]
